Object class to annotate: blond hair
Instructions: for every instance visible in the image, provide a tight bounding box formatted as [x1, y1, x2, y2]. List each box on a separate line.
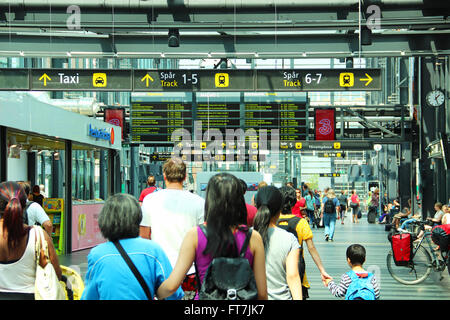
[327, 189, 336, 198]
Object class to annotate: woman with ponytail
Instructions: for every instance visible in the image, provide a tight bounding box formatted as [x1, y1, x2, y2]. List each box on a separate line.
[157, 173, 267, 300]
[253, 186, 303, 300]
[0, 181, 61, 300]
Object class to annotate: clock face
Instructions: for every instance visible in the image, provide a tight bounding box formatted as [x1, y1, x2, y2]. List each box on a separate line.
[426, 90, 445, 107]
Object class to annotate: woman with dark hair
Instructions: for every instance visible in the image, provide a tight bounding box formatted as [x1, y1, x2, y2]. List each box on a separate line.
[0, 181, 61, 300]
[82, 193, 183, 300]
[156, 173, 267, 300]
[31, 185, 44, 207]
[253, 186, 302, 300]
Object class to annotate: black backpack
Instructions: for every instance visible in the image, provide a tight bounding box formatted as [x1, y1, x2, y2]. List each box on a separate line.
[197, 225, 258, 300]
[324, 198, 336, 214]
[23, 201, 34, 225]
[276, 216, 306, 282]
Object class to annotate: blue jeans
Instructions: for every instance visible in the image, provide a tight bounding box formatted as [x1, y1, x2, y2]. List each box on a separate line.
[307, 209, 315, 227]
[400, 218, 417, 230]
[323, 213, 337, 240]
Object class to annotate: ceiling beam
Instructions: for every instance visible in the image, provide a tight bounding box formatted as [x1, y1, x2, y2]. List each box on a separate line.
[0, 31, 449, 58]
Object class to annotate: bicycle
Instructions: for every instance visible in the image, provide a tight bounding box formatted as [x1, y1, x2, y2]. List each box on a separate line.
[386, 220, 449, 285]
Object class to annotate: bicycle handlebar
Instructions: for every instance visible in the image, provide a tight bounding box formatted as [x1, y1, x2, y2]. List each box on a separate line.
[410, 220, 434, 231]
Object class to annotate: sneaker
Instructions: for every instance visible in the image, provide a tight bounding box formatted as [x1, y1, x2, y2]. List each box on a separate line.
[329, 238, 334, 242]
[325, 234, 329, 241]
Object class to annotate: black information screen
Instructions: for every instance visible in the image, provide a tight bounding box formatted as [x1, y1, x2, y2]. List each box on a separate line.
[244, 102, 308, 141]
[196, 102, 241, 138]
[130, 102, 192, 143]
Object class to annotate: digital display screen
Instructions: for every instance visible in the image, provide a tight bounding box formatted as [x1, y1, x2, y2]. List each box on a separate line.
[244, 102, 308, 141]
[196, 102, 241, 136]
[130, 101, 192, 143]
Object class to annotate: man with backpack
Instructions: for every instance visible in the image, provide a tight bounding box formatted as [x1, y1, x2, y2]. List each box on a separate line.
[320, 189, 340, 242]
[324, 244, 380, 300]
[18, 181, 53, 236]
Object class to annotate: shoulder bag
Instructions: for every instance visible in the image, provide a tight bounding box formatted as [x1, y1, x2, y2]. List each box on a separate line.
[113, 240, 152, 300]
[34, 226, 66, 300]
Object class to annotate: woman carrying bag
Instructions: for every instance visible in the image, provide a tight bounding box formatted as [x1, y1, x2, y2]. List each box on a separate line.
[0, 181, 63, 300]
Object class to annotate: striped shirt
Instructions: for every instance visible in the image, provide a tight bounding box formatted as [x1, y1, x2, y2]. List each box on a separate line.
[328, 271, 381, 299]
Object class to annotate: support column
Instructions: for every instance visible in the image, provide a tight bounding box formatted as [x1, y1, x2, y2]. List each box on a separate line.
[64, 141, 72, 254]
[99, 150, 107, 200]
[419, 57, 447, 218]
[1, 126, 7, 182]
[129, 145, 140, 199]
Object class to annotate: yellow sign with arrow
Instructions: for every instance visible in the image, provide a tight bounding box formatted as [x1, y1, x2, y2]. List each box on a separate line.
[359, 73, 373, 86]
[141, 74, 154, 87]
[39, 73, 51, 86]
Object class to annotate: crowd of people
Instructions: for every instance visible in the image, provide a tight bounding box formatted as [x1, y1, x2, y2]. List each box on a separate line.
[0, 157, 448, 300]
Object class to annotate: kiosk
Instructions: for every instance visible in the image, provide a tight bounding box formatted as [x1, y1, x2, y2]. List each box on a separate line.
[0, 91, 122, 254]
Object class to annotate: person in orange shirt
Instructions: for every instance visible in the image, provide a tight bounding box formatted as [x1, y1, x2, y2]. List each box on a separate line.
[278, 186, 332, 300]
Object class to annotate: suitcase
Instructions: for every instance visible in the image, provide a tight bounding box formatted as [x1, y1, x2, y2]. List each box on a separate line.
[313, 211, 324, 228]
[367, 207, 377, 224]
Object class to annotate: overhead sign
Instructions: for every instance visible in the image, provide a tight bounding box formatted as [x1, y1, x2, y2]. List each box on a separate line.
[0, 68, 382, 92]
[320, 173, 341, 177]
[31, 69, 132, 91]
[280, 140, 374, 151]
[318, 152, 345, 158]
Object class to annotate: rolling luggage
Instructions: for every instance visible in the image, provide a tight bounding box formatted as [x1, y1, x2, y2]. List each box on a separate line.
[367, 206, 377, 224]
[314, 210, 324, 228]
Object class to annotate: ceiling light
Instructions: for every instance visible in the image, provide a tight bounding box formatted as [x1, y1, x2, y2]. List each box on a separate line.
[168, 29, 180, 47]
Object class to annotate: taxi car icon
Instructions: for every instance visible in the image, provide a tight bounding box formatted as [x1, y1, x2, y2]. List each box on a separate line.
[95, 77, 104, 85]
[93, 73, 107, 87]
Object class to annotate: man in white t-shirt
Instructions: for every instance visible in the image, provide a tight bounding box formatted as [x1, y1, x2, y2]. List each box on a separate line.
[18, 181, 53, 235]
[140, 158, 204, 276]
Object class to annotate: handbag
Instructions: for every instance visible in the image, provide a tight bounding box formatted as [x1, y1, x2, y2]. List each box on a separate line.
[113, 240, 152, 300]
[34, 226, 66, 300]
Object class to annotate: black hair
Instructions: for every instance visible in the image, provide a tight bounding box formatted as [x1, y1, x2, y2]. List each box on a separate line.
[239, 179, 247, 195]
[253, 186, 283, 248]
[346, 244, 366, 265]
[203, 173, 247, 258]
[98, 193, 142, 242]
[278, 186, 297, 214]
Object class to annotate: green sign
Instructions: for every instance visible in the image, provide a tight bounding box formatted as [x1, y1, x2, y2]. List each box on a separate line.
[0, 69, 29, 90]
[30, 69, 132, 91]
[134, 70, 254, 91]
[0, 68, 382, 92]
[280, 140, 374, 151]
[256, 69, 381, 91]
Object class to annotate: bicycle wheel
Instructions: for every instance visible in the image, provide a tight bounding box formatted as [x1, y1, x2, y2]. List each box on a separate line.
[386, 245, 432, 285]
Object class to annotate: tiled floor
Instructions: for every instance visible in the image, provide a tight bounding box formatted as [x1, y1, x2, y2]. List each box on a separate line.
[57, 212, 450, 300]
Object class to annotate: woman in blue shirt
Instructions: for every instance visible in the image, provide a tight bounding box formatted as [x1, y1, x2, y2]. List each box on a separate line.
[81, 193, 183, 300]
[305, 190, 316, 227]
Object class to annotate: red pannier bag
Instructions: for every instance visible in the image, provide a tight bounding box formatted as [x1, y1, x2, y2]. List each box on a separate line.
[391, 233, 413, 266]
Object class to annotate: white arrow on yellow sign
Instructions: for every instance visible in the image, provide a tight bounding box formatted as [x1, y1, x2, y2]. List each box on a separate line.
[141, 74, 154, 87]
[39, 73, 51, 86]
[359, 73, 373, 86]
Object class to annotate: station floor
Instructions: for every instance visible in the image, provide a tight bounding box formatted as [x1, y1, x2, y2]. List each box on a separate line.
[58, 212, 450, 300]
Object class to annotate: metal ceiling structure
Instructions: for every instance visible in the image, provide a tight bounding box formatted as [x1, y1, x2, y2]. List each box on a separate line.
[0, 0, 449, 58]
